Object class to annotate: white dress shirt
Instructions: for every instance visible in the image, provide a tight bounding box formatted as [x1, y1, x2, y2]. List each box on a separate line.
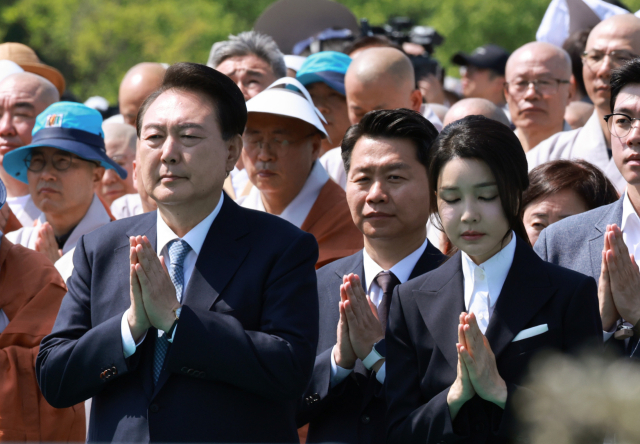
[239, 161, 329, 228]
[121, 193, 224, 358]
[461, 233, 516, 334]
[319, 147, 347, 190]
[330, 239, 429, 387]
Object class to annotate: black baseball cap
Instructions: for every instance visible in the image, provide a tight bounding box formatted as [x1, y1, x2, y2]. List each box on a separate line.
[451, 44, 510, 76]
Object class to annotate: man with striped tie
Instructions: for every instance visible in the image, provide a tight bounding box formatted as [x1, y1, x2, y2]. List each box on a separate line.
[36, 62, 320, 443]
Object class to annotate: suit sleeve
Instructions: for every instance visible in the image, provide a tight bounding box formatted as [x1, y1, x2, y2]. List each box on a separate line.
[36, 235, 138, 408]
[385, 287, 470, 444]
[533, 228, 549, 261]
[165, 231, 319, 401]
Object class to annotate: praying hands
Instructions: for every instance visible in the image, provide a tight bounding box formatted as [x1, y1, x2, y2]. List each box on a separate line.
[447, 312, 507, 420]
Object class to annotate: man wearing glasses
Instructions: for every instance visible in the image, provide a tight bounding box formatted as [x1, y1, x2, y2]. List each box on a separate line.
[535, 58, 640, 358]
[527, 14, 640, 193]
[4, 102, 126, 267]
[504, 42, 574, 153]
[239, 78, 362, 268]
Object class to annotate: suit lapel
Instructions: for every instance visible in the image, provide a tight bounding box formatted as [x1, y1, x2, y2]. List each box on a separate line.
[484, 238, 552, 359]
[124, 211, 158, 248]
[414, 253, 466, 371]
[588, 198, 623, 280]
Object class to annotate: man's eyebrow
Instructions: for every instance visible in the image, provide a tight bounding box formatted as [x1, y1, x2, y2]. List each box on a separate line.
[245, 70, 264, 77]
[12, 102, 35, 110]
[175, 123, 205, 131]
[613, 108, 638, 116]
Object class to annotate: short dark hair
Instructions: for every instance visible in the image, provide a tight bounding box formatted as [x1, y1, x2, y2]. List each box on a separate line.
[345, 35, 403, 56]
[428, 115, 530, 245]
[136, 62, 247, 140]
[340, 108, 439, 173]
[610, 57, 640, 112]
[521, 160, 618, 216]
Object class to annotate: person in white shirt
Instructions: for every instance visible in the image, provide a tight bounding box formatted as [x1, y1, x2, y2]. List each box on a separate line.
[534, 57, 640, 358]
[385, 115, 602, 442]
[296, 108, 445, 444]
[504, 42, 574, 153]
[0, 72, 59, 228]
[527, 14, 640, 193]
[3, 102, 126, 267]
[99, 123, 136, 206]
[239, 77, 362, 268]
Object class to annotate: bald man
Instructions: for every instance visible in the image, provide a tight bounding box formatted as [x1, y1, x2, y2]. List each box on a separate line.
[442, 98, 511, 127]
[320, 47, 433, 190]
[528, 14, 640, 192]
[504, 42, 574, 153]
[114, 63, 166, 127]
[99, 123, 136, 206]
[0, 72, 59, 228]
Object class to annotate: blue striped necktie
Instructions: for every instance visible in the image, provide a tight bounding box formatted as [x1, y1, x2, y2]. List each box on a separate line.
[153, 239, 191, 383]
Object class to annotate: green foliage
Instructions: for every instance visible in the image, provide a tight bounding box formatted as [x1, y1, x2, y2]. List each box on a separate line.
[1, 0, 640, 103]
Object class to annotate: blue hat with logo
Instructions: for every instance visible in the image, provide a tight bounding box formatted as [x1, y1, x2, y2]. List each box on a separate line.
[296, 51, 351, 96]
[3, 101, 127, 184]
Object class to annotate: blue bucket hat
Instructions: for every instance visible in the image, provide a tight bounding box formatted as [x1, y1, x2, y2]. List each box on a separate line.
[296, 51, 351, 96]
[0, 178, 5, 211]
[3, 101, 127, 184]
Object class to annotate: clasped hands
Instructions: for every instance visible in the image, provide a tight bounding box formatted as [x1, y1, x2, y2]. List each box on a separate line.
[35, 222, 63, 264]
[599, 224, 640, 331]
[333, 273, 385, 373]
[126, 235, 181, 342]
[447, 312, 507, 421]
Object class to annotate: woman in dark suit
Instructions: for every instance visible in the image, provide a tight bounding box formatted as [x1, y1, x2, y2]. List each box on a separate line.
[385, 116, 603, 443]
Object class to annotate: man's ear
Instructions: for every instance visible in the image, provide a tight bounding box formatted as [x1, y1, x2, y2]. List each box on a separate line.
[226, 134, 243, 174]
[93, 166, 106, 183]
[567, 75, 576, 102]
[311, 134, 323, 160]
[410, 89, 423, 112]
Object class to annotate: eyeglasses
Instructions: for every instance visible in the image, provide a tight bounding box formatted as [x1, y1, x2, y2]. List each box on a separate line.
[243, 132, 317, 157]
[604, 113, 640, 138]
[581, 50, 639, 71]
[25, 151, 99, 172]
[505, 78, 570, 96]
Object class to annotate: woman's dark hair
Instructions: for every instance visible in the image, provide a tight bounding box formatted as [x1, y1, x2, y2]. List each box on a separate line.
[136, 62, 247, 140]
[521, 160, 619, 215]
[428, 115, 530, 246]
[341, 108, 439, 173]
[610, 57, 640, 112]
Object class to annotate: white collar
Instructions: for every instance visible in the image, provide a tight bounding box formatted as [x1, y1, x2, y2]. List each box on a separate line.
[240, 161, 329, 228]
[156, 192, 224, 256]
[38, 193, 111, 254]
[362, 238, 429, 292]
[461, 232, 517, 310]
[621, 191, 640, 233]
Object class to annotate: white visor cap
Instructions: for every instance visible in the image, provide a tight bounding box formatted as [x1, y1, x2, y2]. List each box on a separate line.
[246, 77, 328, 138]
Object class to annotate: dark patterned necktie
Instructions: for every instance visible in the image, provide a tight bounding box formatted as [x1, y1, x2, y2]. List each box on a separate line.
[153, 239, 191, 384]
[374, 271, 400, 331]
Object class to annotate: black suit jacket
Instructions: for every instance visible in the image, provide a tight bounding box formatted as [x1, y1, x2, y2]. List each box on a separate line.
[297, 242, 445, 444]
[385, 237, 603, 443]
[36, 196, 320, 443]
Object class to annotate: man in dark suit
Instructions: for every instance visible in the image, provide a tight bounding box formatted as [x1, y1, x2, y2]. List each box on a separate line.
[535, 59, 640, 358]
[36, 62, 319, 443]
[296, 109, 445, 444]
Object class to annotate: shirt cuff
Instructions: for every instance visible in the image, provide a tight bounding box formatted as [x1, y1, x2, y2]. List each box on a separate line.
[167, 307, 181, 343]
[375, 362, 386, 384]
[603, 321, 618, 343]
[121, 310, 147, 359]
[330, 345, 354, 388]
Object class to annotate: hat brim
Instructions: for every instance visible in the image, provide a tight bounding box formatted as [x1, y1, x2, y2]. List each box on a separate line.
[297, 72, 346, 96]
[18, 62, 66, 96]
[3, 140, 127, 184]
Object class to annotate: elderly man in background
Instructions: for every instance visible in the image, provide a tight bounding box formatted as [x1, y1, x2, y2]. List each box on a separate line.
[527, 14, 640, 193]
[0, 177, 85, 441]
[505, 42, 574, 153]
[105, 63, 166, 127]
[239, 78, 362, 268]
[296, 51, 352, 189]
[0, 72, 59, 230]
[442, 97, 511, 127]
[451, 44, 510, 110]
[99, 123, 136, 206]
[4, 102, 125, 273]
[208, 31, 286, 200]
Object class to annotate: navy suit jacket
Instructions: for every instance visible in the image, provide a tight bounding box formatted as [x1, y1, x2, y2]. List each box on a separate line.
[385, 237, 603, 443]
[36, 196, 320, 443]
[297, 242, 445, 444]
